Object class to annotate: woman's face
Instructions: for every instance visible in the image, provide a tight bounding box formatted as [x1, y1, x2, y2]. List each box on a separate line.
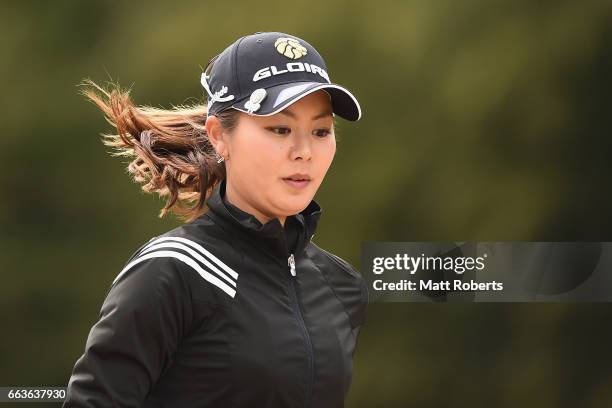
[219, 89, 336, 226]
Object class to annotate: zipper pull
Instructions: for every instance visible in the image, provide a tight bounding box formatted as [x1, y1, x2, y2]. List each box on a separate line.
[288, 253, 296, 277]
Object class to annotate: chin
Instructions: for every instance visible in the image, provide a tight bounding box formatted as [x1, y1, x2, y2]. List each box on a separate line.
[276, 195, 312, 216]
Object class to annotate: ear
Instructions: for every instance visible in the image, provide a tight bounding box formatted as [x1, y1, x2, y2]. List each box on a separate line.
[205, 115, 230, 158]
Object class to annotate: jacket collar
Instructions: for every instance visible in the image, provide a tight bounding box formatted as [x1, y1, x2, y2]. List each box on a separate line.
[204, 178, 323, 260]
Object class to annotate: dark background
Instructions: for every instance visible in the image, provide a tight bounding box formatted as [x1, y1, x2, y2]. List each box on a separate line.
[1, 1, 612, 406]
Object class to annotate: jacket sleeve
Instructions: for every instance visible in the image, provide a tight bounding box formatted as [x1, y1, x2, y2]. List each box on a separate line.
[315, 246, 369, 337]
[63, 255, 194, 407]
[328, 252, 368, 355]
[341, 259, 368, 330]
[346, 261, 368, 352]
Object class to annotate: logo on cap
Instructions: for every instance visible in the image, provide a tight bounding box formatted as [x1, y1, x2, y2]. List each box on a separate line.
[274, 37, 308, 60]
[200, 72, 235, 104]
[244, 88, 267, 114]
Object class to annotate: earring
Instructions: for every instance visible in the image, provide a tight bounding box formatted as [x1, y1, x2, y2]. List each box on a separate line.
[215, 152, 225, 164]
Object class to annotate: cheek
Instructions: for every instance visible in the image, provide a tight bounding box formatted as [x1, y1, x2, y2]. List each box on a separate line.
[232, 131, 284, 181]
[314, 139, 336, 174]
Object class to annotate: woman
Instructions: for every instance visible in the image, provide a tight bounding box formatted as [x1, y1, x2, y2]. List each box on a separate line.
[64, 31, 368, 408]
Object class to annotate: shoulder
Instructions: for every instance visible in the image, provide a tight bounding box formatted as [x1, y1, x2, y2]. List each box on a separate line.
[307, 241, 363, 284]
[307, 242, 369, 329]
[110, 222, 240, 303]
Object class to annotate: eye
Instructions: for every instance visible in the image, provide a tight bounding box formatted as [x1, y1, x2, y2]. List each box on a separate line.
[265, 126, 332, 137]
[313, 128, 332, 138]
[267, 126, 291, 135]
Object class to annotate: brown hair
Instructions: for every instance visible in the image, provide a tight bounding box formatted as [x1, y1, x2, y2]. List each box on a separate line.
[79, 78, 239, 223]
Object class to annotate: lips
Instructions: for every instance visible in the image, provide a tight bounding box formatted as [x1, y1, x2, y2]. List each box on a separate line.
[283, 173, 311, 182]
[282, 174, 311, 189]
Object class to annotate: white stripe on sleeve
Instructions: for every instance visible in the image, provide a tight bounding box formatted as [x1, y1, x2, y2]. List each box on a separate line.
[113, 250, 237, 298]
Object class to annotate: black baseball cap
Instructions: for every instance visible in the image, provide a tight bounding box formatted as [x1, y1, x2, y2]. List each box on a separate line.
[201, 31, 361, 121]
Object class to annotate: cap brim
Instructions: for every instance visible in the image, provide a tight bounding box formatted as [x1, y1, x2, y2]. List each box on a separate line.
[231, 81, 361, 121]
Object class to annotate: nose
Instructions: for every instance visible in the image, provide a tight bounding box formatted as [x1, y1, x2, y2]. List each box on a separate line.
[289, 130, 312, 161]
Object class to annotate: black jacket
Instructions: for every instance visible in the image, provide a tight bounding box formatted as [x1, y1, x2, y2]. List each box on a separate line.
[63, 178, 369, 408]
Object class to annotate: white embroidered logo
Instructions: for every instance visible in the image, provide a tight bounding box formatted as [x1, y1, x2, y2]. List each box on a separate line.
[274, 37, 308, 60]
[200, 72, 235, 103]
[252, 62, 330, 83]
[244, 88, 267, 114]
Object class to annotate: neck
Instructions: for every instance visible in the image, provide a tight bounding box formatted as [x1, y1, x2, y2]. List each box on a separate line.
[224, 180, 286, 227]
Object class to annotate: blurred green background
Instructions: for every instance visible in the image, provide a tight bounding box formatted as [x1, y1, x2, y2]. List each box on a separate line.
[1, 0, 612, 407]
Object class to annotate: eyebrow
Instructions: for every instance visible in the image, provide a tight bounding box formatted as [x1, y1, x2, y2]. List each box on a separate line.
[277, 108, 333, 120]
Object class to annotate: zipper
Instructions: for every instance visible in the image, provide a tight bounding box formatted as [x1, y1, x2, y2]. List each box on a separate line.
[287, 252, 314, 408]
[288, 253, 296, 276]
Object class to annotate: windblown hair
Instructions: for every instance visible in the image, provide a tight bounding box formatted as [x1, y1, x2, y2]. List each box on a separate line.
[79, 78, 240, 223]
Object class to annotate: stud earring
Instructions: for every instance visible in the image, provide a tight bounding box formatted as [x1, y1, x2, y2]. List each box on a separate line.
[215, 152, 225, 164]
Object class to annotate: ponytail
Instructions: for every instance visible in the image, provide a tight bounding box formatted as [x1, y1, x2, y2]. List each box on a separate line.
[78, 78, 239, 223]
